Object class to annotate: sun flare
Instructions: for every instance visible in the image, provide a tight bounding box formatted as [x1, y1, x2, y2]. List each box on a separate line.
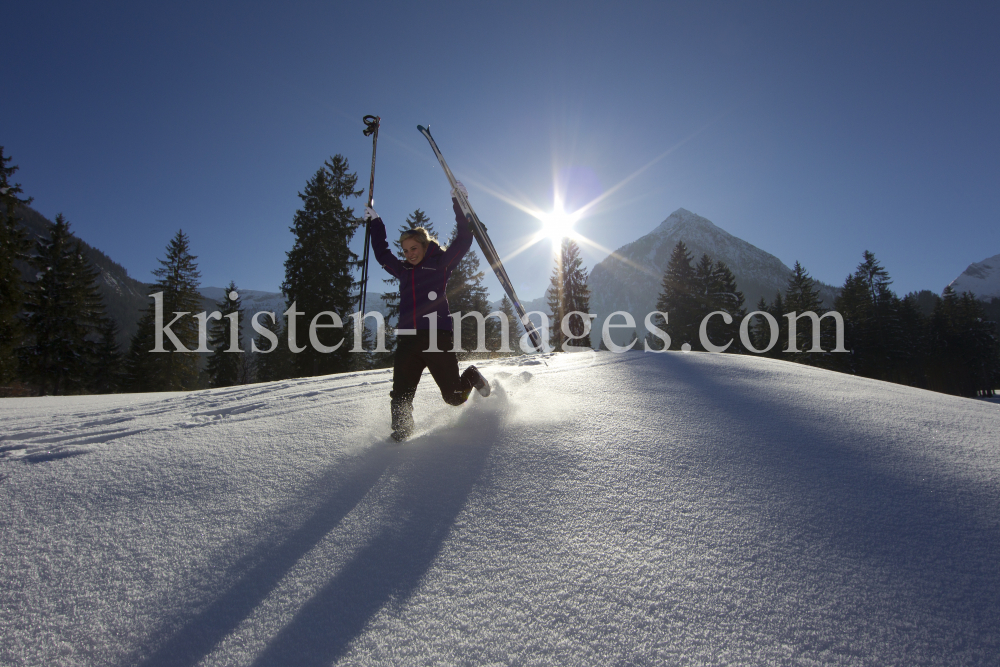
[540, 202, 578, 242]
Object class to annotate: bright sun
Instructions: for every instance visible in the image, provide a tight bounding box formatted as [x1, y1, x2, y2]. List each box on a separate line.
[540, 204, 577, 242]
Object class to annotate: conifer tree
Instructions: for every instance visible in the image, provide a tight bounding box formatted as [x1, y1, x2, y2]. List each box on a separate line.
[206, 281, 244, 387]
[694, 255, 745, 351]
[747, 296, 776, 354]
[125, 230, 202, 392]
[783, 261, 826, 363]
[546, 238, 591, 351]
[0, 146, 33, 385]
[446, 225, 496, 358]
[834, 252, 903, 378]
[751, 292, 788, 358]
[927, 288, 1000, 396]
[281, 155, 363, 378]
[654, 241, 699, 350]
[90, 318, 123, 394]
[496, 296, 524, 355]
[19, 215, 107, 394]
[253, 311, 292, 382]
[833, 273, 866, 375]
[896, 292, 929, 388]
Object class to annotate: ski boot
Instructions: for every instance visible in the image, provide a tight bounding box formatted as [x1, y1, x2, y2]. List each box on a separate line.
[465, 365, 491, 397]
[390, 398, 414, 442]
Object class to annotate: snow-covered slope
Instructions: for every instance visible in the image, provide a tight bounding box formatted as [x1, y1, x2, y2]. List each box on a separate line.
[588, 208, 839, 345]
[2, 353, 999, 665]
[947, 252, 1000, 300]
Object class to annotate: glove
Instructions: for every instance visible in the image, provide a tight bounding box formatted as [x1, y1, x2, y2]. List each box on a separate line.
[451, 180, 468, 199]
[453, 198, 474, 232]
[364, 205, 378, 221]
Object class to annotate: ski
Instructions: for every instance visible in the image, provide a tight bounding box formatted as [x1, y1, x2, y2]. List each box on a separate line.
[416, 124, 544, 351]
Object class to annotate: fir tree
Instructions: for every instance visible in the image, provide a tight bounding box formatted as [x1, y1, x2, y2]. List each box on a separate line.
[253, 311, 292, 382]
[896, 292, 929, 388]
[694, 255, 745, 352]
[908, 290, 942, 317]
[281, 155, 363, 377]
[90, 318, 123, 394]
[833, 273, 867, 375]
[752, 292, 788, 358]
[545, 238, 591, 351]
[125, 230, 202, 392]
[747, 296, 776, 354]
[926, 288, 1000, 397]
[783, 261, 826, 363]
[206, 281, 244, 387]
[834, 252, 902, 378]
[496, 296, 524, 355]
[445, 225, 495, 358]
[18, 215, 107, 394]
[654, 241, 699, 350]
[0, 146, 33, 385]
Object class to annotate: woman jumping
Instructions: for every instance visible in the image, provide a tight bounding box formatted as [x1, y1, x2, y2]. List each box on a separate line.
[365, 184, 491, 442]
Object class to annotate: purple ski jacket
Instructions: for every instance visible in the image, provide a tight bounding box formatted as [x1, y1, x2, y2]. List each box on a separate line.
[370, 199, 474, 332]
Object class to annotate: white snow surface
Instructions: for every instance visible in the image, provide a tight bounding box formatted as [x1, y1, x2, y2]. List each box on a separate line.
[947, 252, 1000, 300]
[2, 352, 999, 666]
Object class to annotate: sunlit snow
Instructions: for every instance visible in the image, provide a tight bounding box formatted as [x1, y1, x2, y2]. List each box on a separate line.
[2, 352, 999, 665]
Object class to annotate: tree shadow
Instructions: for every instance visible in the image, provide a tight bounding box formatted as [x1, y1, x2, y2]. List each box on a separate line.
[129, 442, 398, 667]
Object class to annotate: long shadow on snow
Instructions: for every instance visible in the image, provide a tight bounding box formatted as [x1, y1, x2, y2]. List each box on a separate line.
[130, 440, 399, 667]
[664, 354, 1000, 642]
[250, 406, 501, 666]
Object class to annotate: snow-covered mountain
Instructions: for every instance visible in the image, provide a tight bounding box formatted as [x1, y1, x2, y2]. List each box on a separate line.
[588, 208, 838, 345]
[2, 352, 999, 664]
[946, 252, 1000, 300]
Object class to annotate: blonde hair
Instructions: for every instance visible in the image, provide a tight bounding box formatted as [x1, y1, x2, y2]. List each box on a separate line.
[399, 226, 436, 248]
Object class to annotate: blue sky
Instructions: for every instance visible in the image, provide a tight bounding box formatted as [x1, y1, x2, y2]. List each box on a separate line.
[5, 1, 998, 302]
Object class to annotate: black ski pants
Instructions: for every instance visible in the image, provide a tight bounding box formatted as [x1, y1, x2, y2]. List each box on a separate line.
[391, 330, 475, 407]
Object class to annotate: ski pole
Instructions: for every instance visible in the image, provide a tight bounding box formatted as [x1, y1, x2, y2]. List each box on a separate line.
[359, 115, 380, 317]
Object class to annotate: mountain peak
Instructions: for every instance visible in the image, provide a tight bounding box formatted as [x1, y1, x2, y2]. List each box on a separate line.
[588, 207, 839, 345]
[946, 252, 1000, 299]
[654, 207, 716, 235]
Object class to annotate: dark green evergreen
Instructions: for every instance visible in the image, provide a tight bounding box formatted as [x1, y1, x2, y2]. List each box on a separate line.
[748, 292, 787, 357]
[654, 241, 700, 350]
[925, 288, 999, 397]
[253, 311, 292, 382]
[546, 238, 592, 351]
[125, 230, 203, 392]
[90, 318, 123, 394]
[783, 261, 827, 362]
[496, 296, 524, 355]
[281, 155, 363, 378]
[446, 225, 496, 358]
[207, 281, 244, 387]
[693, 254, 746, 352]
[0, 146, 33, 385]
[907, 290, 942, 318]
[18, 215, 108, 394]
